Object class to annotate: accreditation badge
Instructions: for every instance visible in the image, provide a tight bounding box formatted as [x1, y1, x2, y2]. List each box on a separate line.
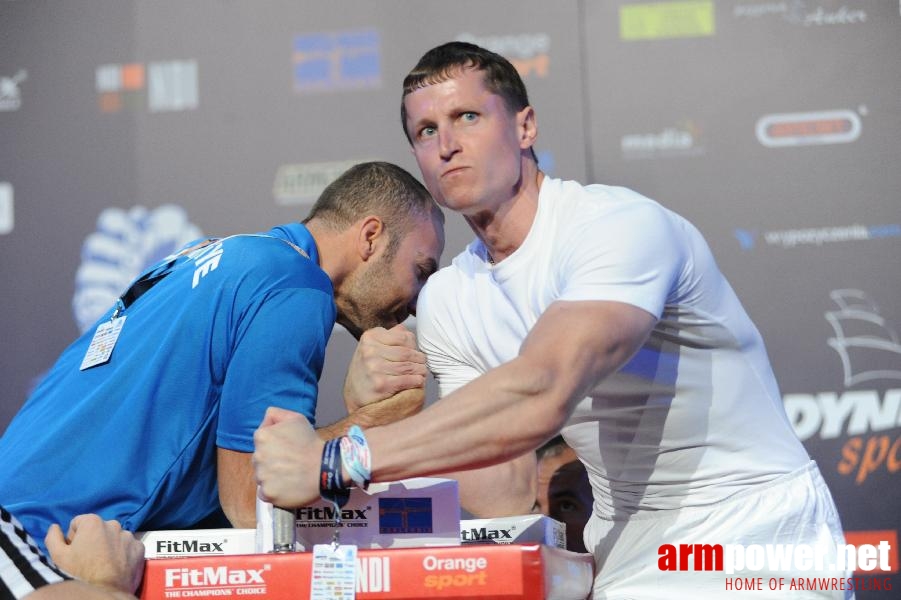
[310, 543, 358, 600]
[80, 315, 126, 370]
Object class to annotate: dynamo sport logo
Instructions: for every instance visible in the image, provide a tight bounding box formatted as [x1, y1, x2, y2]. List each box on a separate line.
[72, 205, 203, 332]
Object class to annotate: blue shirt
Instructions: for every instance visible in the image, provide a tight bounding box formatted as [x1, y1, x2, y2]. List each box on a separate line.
[0, 223, 336, 551]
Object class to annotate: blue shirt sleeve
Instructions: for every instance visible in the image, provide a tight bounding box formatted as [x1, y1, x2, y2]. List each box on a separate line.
[216, 286, 336, 452]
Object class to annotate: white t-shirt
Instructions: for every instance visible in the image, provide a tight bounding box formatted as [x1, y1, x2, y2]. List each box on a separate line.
[416, 176, 810, 518]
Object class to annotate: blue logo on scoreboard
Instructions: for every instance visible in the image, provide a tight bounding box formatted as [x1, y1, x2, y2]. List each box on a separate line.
[378, 497, 433, 534]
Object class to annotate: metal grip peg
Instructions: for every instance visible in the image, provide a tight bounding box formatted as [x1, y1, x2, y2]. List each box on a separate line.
[272, 506, 297, 553]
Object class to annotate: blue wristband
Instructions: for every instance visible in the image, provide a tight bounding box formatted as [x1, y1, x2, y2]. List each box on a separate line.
[340, 425, 372, 490]
[319, 437, 350, 508]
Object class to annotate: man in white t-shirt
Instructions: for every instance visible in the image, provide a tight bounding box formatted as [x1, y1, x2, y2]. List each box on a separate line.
[253, 42, 851, 598]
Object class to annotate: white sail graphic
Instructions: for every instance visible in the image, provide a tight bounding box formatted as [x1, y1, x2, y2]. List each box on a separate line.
[825, 289, 901, 387]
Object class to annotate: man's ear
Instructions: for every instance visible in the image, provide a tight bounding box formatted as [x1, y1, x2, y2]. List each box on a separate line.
[517, 105, 538, 150]
[356, 215, 384, 261]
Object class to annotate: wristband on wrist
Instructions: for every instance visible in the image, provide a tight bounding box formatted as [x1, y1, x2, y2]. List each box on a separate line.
[319, 437, 350, 508]
[340, 424, 372, 490]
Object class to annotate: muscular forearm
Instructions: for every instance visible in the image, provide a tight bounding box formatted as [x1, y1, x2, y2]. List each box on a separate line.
[366, 301, 655, 485]
[221, 495, 256, 529]
[217, 448, 259, 528]
[316, 387, 425, 440]
[367, 356, 567, 483]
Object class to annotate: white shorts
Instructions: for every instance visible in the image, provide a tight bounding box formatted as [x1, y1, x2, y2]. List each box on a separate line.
[584, 461, 854, 599]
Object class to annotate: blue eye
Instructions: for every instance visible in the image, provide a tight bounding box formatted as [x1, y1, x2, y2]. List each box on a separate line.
[419, 126, 436, 138]
[461, 112, 477, 122]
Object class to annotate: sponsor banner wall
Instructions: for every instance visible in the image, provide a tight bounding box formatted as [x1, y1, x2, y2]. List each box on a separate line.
[1, 2, 898, 596]
[582, 2, 901, 597]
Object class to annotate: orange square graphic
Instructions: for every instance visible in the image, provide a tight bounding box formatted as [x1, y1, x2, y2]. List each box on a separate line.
[99, 92, 122, 113]
[121, 63, 145, 90]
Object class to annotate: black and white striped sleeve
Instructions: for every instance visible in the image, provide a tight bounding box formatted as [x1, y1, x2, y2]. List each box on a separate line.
[0, 506, 70, 599]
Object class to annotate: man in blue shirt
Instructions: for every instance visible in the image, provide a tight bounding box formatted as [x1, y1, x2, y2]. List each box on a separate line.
[0, 161, 445, 551]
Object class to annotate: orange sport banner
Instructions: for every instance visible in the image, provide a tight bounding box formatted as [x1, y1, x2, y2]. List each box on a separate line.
[140, 543, 594, 600]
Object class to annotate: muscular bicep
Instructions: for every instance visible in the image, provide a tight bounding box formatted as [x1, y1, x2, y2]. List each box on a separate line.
[519, 300, 657, 413]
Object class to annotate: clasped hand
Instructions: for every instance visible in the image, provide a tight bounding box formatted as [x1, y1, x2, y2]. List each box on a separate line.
[343, 324, 427, 413]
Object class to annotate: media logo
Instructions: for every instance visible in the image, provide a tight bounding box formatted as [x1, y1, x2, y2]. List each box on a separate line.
[0, 69, 27, 111]
[0, 182, 12, 234]
[272, 159, 363, 206]
[620, 1, 715, 40]
[72, 205, 203, 332]
[95, 60, 198, 113]
[379, 497, 433, 534]
[621, 120, 705, 159]
[756, 109, 861, 148]
[293, 29, 381, 93]
[456, 32, 551, 78]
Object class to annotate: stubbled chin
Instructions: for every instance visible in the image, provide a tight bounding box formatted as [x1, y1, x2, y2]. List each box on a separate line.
[337, 318, 363, 340]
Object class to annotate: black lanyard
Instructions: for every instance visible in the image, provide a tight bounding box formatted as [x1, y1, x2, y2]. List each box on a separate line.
[114, 238, 220, 315]
[112, 235, 309, 317]
[118, 265, 177, 311]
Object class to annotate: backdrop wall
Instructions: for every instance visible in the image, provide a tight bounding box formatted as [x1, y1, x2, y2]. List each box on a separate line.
[1, 1, 898, 593]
